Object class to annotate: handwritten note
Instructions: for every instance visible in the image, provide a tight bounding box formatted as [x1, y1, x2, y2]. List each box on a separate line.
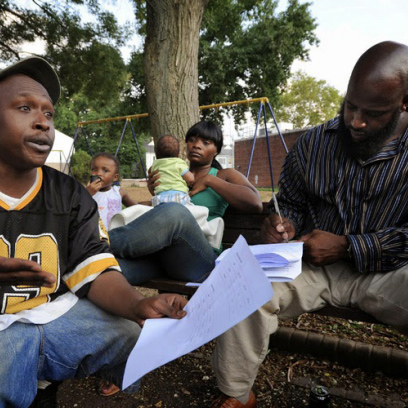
[122, 235, 273, 389]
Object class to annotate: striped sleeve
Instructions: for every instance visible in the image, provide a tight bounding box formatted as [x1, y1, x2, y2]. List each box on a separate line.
[349, 227, 408, 273]
[62, 253, 120, 294]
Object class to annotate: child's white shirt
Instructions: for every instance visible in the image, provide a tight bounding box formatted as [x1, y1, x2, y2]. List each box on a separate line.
[93, 185, 122, 228]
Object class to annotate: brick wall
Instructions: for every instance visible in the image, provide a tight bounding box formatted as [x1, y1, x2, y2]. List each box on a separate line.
[234, 129, 305, 188]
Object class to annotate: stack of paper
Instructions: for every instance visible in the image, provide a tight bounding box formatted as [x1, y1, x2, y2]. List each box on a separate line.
[216, 242, 303, 282]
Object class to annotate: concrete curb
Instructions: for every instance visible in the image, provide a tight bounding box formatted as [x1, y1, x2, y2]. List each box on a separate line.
[269, 327, 408, 377]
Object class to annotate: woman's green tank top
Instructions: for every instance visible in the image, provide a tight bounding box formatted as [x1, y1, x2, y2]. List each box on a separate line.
[191, 167, 229, 221]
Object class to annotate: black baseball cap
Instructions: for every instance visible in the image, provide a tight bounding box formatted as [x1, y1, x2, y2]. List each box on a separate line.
[0, 56, 60, 104]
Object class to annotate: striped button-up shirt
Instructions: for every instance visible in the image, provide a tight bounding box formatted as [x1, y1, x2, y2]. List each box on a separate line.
[276, 117, 408, 273]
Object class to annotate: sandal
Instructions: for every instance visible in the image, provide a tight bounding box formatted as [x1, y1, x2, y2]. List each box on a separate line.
[98, 380, 120, 397]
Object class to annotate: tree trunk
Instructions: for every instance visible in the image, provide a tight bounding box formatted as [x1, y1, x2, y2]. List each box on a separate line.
[144, 0, 209, 146]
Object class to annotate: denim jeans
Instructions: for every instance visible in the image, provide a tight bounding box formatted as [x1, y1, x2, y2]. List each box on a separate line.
[0, 298, 140, 408]
[108, 203, 218, 284]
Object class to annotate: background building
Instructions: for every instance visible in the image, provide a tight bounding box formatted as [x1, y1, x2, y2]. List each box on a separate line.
[234, 129, 304, 188]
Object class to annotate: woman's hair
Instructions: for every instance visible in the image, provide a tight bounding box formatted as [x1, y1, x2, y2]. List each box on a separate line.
[185, 120, 224, 169]
[91, 152, 120, 174]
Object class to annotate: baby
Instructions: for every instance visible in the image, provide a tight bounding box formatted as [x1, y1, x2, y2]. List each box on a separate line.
[150, 134, 194, 206]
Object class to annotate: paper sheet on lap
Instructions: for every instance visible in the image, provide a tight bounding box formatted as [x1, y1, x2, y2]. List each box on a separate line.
[122, 235, 273, 389]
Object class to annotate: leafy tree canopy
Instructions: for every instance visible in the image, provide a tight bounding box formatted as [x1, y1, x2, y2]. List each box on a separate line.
[131, 0, 319, 124]
[55, 92, 149, 178]
[0, 1, 148, 176]
[1, 0, 319, 127]
[0, 0, 131, 107]
[275, 71, 344, 129]
[70, 149, 92, 183]
[1, 0, 320, 168]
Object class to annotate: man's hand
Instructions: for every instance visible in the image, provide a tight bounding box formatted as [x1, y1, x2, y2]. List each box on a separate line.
[260, 214, 295, 243]
[0, 257, 55, 287]
[300, 230, 349, 266]
[147, 169, 161, 196]
[88, 272, 186, 324]
[134, 293, 187, 327]
[86, 177, 102, 196]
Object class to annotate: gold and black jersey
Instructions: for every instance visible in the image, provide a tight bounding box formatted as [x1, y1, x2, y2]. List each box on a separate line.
[0, 166, 120, 314]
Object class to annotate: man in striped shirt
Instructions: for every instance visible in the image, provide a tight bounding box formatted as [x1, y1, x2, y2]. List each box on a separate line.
[211, 41, 408, 408]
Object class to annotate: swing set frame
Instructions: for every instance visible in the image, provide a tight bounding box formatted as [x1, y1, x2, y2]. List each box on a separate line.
[64, 97, 288, 189]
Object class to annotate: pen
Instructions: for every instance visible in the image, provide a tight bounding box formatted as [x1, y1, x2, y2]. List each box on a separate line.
[272, 192, 288, 243]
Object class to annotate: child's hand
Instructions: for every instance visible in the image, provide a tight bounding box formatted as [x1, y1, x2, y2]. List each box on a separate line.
[86, 177, 102, 196]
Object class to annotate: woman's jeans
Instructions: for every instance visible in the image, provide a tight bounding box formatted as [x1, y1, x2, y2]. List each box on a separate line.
[0, 298, 140, 408]
[108, 203, 218, 284]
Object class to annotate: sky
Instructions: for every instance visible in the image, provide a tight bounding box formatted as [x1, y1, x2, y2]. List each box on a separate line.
[277, 0, 408, 94]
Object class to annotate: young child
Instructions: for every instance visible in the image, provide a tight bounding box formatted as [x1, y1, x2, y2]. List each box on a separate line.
[150, 134, 194, 206]
[86, 152, 136, 229]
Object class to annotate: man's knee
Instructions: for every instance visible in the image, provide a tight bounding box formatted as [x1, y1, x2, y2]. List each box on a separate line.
[351, 267, 408, 327]
[0, 324, 39, 407]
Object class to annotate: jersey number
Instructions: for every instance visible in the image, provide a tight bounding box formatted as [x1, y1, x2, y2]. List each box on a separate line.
[0, 234, 59, 314]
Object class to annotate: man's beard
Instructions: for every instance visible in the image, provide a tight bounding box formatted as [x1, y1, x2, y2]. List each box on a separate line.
[338, 102, 401, 161]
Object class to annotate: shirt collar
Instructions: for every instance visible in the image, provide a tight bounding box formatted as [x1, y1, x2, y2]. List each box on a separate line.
[0, 168, 43, 211]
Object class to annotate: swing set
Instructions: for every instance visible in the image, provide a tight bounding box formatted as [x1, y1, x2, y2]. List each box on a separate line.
[64, 97, 288, 191]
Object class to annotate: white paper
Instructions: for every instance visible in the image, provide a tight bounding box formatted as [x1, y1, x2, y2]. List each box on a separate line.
[122, 235, 273, 389]
[249, 242, 303, 263]
[216, 242, 303, 266]
[215, 242, 303, 283]
[264, 259, 302, 282]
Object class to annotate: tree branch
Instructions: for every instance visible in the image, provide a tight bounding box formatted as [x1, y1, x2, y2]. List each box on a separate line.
[3, 6, 46, 37]
[0, 39, 21, 59]
[31, 0, 61, 24]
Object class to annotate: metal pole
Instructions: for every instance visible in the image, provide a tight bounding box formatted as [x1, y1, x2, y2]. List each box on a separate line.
[115, 120, 129, 157]
[262, 104, 276, 191]
[129, 120, 148, 179]
[246, 102, 264, 178]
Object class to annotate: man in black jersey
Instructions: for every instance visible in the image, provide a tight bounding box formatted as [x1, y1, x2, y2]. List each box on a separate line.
[0, 57, 187, 408]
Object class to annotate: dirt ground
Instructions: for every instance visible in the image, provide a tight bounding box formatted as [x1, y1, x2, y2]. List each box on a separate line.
[57, 306, 408, 407]
[56, 188, 408, 407]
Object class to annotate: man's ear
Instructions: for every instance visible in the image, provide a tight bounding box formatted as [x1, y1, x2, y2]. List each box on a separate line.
[114, 173, 119, 181]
